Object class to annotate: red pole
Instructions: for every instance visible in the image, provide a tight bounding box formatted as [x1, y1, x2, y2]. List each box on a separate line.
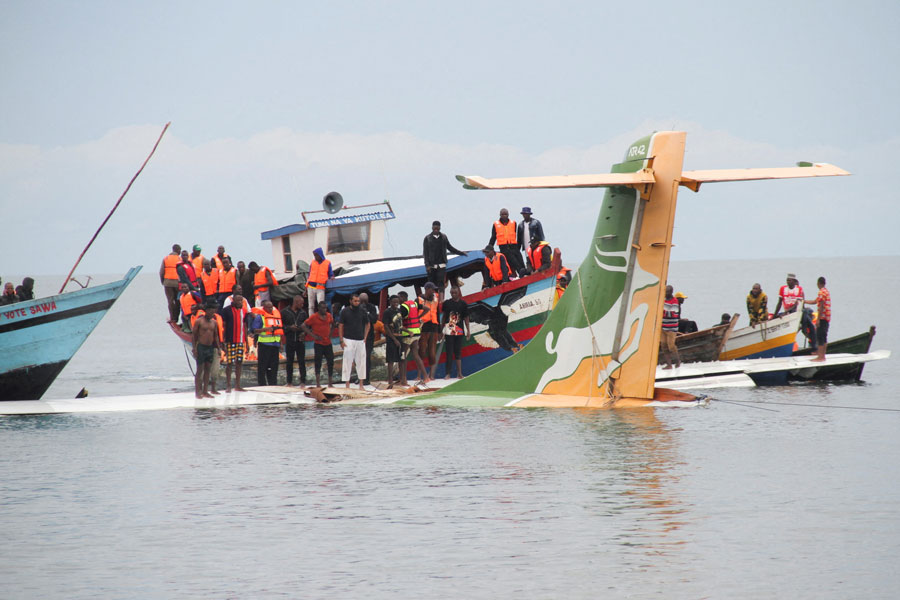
[59, 122, 171, 294]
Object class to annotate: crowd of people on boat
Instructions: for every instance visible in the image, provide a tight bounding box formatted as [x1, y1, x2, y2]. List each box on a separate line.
[161, 206, 573, 399]
[0, 277, 34, 305]
[659, 272, 832, 370]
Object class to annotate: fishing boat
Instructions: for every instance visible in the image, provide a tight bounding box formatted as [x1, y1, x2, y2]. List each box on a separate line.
[0, 267, 142, 400]
[790, 326, 877, 381]
[719, 311, 802, 360]
[662, 314, 739, 364]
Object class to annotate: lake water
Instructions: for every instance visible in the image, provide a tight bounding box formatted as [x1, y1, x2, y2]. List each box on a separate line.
[2, 256, 899, 598]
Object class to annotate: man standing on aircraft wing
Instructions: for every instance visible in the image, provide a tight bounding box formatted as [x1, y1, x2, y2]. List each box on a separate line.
[423, 220, 466, 291]
[661, 285, 682, 370]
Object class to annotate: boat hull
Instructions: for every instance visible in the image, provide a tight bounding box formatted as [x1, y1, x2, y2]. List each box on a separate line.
[719, 311, 802, 361]
[790, 326, 876, 381]
[0, 267, 142, 400]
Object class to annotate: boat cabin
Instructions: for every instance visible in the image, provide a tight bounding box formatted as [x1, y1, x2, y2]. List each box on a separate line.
[260, 200, 396, 278]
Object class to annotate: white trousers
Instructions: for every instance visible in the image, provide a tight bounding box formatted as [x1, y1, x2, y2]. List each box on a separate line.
[342, 338, 366, 383]
[308, 287, 326, 310]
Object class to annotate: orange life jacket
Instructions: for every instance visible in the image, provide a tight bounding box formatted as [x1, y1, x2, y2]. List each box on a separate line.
[257, 307, 283, 343]
[200, 268, 219, 297]
[180, 292, 200, 320]
[254, 266, 278, 293]
[307, 259, 331, 289]
[218, 267, 237, 294]
[493, 220, 517, 245]
[163, 254, 180, 280]
[191, 254, 204, 272]
[212, 254, 230, 270]
[527, 241, 550, 270]
[484, 254, 507, 282]
[421, 297, 439, 324]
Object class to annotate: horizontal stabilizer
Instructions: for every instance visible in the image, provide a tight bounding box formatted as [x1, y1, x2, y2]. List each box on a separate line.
[456, 170, 655, 190]
[679, 163, 850, 191]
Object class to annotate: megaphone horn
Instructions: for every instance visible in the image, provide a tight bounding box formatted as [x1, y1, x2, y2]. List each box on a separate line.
[323, 191, 343, 214]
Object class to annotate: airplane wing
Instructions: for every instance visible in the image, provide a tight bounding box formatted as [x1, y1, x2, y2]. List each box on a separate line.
[679, 163, 850, 191]
[456, 170, 655, 190]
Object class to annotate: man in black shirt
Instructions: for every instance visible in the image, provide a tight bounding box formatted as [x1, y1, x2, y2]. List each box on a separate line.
[423, 221, 466, 290]
[281, 294, 309, 387]
[339, 294, 370, 390]
[441, 286, 470, 379]
[358, 292, 378, 385]
[381, 295, 409, 388]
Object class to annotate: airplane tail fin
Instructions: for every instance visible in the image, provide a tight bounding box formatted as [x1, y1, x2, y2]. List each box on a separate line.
[438, 132, 848, 408]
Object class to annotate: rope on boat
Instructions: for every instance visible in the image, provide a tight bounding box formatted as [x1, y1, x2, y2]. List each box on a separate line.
[183, 344, 196, 377]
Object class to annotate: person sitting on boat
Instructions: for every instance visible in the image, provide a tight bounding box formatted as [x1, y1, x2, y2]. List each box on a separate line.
[746, 283, 769, 327]
[306, 248, 333, 310]
[675, 292, 698, 334]
[526, 237, 552, 274]
[717, 313, 732, 327]
[160, 244, 182, 322]
[488, 208, 527, 277]
[804, 276, 831, 362]
[774, 273, 805, 316]
[660, 285, 682, 370]
[249, 261, 278, 307]
[423, 220, 466, 292]
[482, 245, 510, 288]
[517, 207, 545, 256]
[179, 290, 202, 332]
[176, 249, 199, 293]
[1, 282, 18, 305]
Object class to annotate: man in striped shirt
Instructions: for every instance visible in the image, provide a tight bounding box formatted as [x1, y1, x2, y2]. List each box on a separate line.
[660, 285, 682, 369]
[805, 276, 831, 362]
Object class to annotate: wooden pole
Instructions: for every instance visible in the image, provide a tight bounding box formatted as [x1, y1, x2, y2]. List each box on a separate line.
[59, 122, 171, 294]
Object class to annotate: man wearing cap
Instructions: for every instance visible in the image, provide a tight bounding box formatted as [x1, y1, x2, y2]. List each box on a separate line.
[488, 208, 527, 277]
[517, 207, 545, 256]
[675, 292, 698, 334]
[190, 245, 204, 272]
[774, 273, 805, 316]
[423, 220, 466, 290]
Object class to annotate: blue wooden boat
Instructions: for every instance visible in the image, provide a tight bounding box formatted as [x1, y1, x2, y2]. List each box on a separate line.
[0, 266, 142, 400]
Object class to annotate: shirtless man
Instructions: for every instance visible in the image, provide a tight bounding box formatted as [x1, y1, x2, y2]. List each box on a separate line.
[192, 304, 220, 399]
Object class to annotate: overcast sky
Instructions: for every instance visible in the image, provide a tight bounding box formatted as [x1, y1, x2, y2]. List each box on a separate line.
[2, 0, 898, 277]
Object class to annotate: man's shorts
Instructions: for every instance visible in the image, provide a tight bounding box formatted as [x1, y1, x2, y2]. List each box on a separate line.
[816, 319, 829, 346]
[421, 322, 439, 334]
[224, 342, 244, 365]
[386, 337, 403, 363]
[196, 343, 216, 364]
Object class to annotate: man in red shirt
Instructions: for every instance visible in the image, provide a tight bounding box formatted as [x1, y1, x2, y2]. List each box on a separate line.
[304, 301, 335, 387]
[805, 276, 831, 362]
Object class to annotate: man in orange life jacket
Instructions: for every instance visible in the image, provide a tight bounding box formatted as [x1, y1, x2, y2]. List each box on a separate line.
[397, 290, 431, 383]
[526, 237, 552, 274]
[488, 208, 527, 277]
[159, 243, 182, 322]
[419, 282, 442, 380]
[306, 248, 333, 309]
[482, 245, 510, 288]
[199, 258, 219, 304]
[179, 290, 202, 332]
[251, 299, 283, 386]
[217, 256, 238, 308]
[190, 245, 204, 272]
[249, 261, 278, 307]
[212, 245, 230, 271]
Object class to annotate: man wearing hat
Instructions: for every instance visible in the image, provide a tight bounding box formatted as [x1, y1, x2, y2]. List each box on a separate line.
[190, 245, 204, 272]
[774, 273, 805, 316]
[517, 206, 545, 256]
[674, 292, 698, 334]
